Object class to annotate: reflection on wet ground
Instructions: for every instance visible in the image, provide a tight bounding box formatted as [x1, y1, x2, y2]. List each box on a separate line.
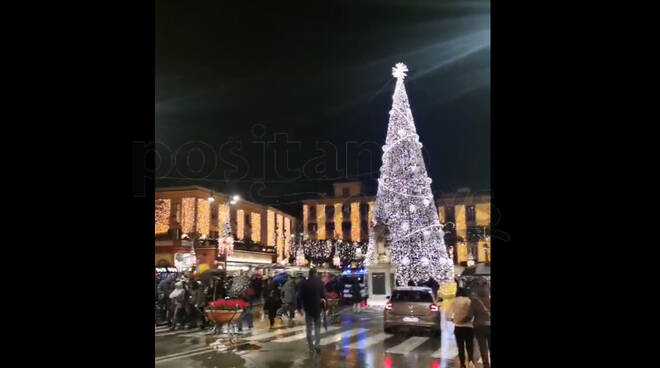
[155, 308, 485, 368]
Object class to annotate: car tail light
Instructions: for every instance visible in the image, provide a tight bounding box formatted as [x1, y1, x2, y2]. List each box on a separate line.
[430, 304, 439, 312]
[385, 302, 393, 310]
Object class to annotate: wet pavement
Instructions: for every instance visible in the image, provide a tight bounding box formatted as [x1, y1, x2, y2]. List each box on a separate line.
[155, 307, 487, 368]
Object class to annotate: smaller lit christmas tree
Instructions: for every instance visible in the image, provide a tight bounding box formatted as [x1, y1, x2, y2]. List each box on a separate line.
[218, 218, 234, 258]
[365, 231, 377, 266]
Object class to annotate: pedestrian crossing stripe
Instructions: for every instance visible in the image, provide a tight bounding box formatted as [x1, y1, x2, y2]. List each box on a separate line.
[155, 347, 215, 364]
[272, 326, 340, 343]
[386, 336, 430, 354]
[431, 329, 458, 359]
[156, 325, 450, 363]
[319, 328, 368, 346]
[243, 325, 308, 341]
[346, 332, 393, 349]
[155, 346, 214, 363]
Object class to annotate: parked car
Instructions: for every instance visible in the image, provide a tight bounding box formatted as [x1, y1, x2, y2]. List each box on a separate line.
[384, 286, 440, 336]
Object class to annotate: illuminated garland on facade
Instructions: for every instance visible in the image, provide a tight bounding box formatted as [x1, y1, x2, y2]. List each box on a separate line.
[476, 203, 490, 226]
[267, 210, 275, 246]
[251, 212, 261, 243]
[334, 203, 343, 238]
[236, 209, 245, 240]
[196, 198, 210, 237]
[181, 198, 196, 234]
[316, 204, 326, 240]
[155, 199, 171, 234]
[351, 202, 360, 241]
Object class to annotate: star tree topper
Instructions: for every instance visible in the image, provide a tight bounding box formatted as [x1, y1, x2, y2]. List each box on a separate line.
[392, 62, 408, 79]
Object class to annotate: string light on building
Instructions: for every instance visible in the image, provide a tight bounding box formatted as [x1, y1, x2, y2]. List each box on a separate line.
[236, 209, 245, 240]
[351, 202, 360, 241]
[334, 203, 343, 238]
[155, 199, 171, 234]
[317, 204, 326, 240]
[181, 198, 196, 234]
[196, 198, 210, 237]
[251, 212, 261, 243]
[267, 210, 275, 246]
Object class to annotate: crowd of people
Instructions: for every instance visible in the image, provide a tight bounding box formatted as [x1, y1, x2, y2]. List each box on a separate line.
[155, 268, 364, 354]
[155, 272, 261, 332]
[156, 269, 490, 362]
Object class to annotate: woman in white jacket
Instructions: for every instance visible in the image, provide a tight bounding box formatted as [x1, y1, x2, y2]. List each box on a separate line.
[446, 287, 475, 368]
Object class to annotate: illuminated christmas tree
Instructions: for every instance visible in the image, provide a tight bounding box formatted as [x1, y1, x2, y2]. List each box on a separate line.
[372, 62, 454, 286]
[364, 231, 377, 266]
[218, 218, 234, 258]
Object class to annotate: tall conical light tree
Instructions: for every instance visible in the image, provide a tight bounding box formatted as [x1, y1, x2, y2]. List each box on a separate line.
[372, 62, 454, 286]
[364, 230, 378, 266]
[218, 217, 234, 258]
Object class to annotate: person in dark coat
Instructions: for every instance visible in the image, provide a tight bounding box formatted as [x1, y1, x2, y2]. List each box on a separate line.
[188, 281, 207, 329]
[470, 286, 491, 368]
[351, 282, 362, 313]
[297, 268, 326, 354]
[263, 290, 282, 329]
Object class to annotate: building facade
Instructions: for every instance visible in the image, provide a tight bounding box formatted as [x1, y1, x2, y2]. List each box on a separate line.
[436, 188, 491, 267]
[302, 182, 375, 242]
[155, 186, 296, 270]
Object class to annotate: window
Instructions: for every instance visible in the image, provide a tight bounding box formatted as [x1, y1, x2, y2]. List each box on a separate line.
[467, 226, 489, 242]
[342, 222, 351, 238]
[361, 220, 368, 234]
[445, 206, 455, 223]
[360, 203, 369, 217]
[343, 204, 351, 216]
[308, 205, 316, 218]
[308, 223, 317, 233]
[391, 290, 434, 303]
[372, 273, 386, 295]
[325, 205, 334, 217]
[466, 205, 476, 222]
[342, 188, 350, 197]
[326, 222, 335, 236]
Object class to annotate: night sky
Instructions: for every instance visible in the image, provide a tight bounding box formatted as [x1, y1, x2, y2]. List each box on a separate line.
[155, 0, 490, 217]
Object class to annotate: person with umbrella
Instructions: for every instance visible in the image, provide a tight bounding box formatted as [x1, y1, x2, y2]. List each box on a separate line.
[188, 281, 207, 329]
[157, 273, 177, 325]
[168, 281, 187, 331]
[278, 277, 297, 326]
[263, 289, 282, 329]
